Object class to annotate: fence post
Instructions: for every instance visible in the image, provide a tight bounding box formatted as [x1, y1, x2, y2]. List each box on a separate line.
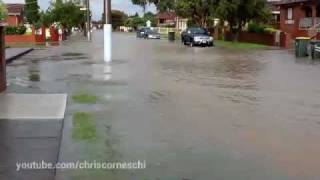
[0, 25, 6, 92]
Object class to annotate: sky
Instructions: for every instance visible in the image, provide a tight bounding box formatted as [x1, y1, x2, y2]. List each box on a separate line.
[3, 0, 157, 20]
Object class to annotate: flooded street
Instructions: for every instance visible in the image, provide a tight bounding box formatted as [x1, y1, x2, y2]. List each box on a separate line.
[6, 31, 320, 180]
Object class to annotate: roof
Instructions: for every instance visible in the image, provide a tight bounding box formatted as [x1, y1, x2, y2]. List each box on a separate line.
[277, 0, 310, 5]
[5, 4, 24, 16]
[156, 12, 176, 20]
[267, 1, 280, 12]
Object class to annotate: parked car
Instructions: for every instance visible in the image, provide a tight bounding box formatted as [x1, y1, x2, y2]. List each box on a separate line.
[144, 29, 161, 39]
[181, 27, 214, 47]
[136, 27, 160, 39]
[136, 27, 150, 38]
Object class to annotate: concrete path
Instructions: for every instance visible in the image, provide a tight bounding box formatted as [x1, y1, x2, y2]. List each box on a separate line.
[0, 93, 67, 180]
[0, 119, 63, 180]
[0, 94, 67, 120]
[5, 48, 33, 62]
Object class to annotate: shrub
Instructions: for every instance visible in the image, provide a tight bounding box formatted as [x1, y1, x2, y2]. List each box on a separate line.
[248, 23, 265, 33]
[264, 27, 277, 34]
[5, 26, 27, 35]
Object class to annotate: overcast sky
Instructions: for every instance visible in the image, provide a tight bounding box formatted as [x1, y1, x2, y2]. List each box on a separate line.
[3, 0, 156, 20]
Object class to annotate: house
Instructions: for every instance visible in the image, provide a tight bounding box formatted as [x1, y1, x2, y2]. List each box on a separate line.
[5, 4, 24, 26]
[267, 0, 281, 28]
[278, 0, 319, 39]
[156, 11, 188, 31]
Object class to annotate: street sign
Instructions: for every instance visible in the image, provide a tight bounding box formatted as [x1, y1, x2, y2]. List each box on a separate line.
[80, 7, 87, 11]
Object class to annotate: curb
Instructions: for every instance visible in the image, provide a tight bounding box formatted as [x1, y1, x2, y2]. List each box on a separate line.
[6, 48, 34, 64]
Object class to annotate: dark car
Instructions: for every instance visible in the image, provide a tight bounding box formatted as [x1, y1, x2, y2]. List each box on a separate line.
[136, 27, 151, 38]
[144, 29, 161, 39]
[181, 27, 214, 47]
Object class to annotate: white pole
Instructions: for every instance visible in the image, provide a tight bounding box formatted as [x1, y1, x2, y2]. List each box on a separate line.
[104, 24, 112, 62]
[86, 0, 91, 41]
[104, 0, 112, 62]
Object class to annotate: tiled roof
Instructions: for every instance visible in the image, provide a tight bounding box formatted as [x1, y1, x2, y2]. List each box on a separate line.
[156, 12, 176, 20]
[5, 4, 24, 15]
[267, 1, 280, 11]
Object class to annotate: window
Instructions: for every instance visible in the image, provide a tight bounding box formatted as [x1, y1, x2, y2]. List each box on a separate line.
[287, 8, 293, 20]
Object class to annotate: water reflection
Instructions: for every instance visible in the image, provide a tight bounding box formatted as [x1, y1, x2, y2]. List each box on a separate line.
[92, 64, 112, 81]
[27, 60, 41, 82]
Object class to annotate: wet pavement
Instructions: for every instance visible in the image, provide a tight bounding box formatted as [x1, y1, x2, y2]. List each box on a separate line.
[5, 31, 320, 180]
[6, 48, 34, 62]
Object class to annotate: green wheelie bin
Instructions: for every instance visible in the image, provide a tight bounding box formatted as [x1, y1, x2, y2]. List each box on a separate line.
[295, 37, 311, 57]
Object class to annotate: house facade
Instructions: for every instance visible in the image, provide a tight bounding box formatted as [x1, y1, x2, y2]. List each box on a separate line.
[5, 4, 24, 26]
[278, 0, 319, 38]
[156, 12, 188, 31]
[268, 0, 281, 29]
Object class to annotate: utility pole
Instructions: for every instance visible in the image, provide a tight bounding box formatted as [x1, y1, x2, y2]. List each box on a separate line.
[104, 0, 112, 62]
[86, 0, 91, 41]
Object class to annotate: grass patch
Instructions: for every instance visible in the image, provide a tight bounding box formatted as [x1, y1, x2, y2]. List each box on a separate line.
[29, 74, 40, 81]
[215, 40, 268, 50]
[72, 112, 96, 141]
[72, 92, 97, 104]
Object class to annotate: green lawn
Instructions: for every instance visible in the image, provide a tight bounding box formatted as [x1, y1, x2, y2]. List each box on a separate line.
[215, 40, 268, 50]
[72, 92, 97, 104]
[72, 112, 96, 141]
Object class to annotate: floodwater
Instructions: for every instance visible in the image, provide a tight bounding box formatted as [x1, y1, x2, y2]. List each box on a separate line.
[6, 31, 320, 180]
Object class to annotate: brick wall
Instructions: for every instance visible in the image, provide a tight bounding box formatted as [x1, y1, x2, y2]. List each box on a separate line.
[225, 32, 276, 46]
[5, 15, 23, 26]
[279, 4, 309, 38]
[5, 27, 46, 44]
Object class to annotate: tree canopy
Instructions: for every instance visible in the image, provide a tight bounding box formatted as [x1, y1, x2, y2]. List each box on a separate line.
[124, 12, 156, 29]
[175, 0, 219, 27]
[111, 10, 127, 29]
[25, 0, 40, 24]
[131, 0, 174, 13]
[0, 0, 7, 22]
[40, 0, 85, 29]
[216, 0, 270, 32]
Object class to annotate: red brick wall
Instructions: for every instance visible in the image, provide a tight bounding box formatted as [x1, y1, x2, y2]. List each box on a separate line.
[225, 32, 276, 46]
[239, 32, 275, 46]
[5, 35, 35, 43]
[279, 4, 309, 39]
[5, 27, 46, 44]
[0, 26, 6, 92]
[4, 15, 23, 26]
[280, 32, 293, 48]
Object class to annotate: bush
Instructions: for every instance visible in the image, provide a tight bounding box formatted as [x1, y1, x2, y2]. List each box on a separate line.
[5, 26, 27, 35]
[247, 23, 265, 33]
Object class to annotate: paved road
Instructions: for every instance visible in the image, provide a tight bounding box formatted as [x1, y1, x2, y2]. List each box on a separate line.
[5, 31, 320, 180]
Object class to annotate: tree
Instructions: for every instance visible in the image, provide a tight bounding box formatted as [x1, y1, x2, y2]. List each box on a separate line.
[149, 0, 174, 12]
[25, 0, 40, 24]
[0, 0, 7, 22]
[111, 10, 127, 29]
[216, 0, 270, 34]
[143, 11, 156, 27]
[131, 0, 174, 12]
[132, 0, 148, 13]
[175, 0, 219, 27]
[39, 10, 53, 27]
[49, 0, 85, 30]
